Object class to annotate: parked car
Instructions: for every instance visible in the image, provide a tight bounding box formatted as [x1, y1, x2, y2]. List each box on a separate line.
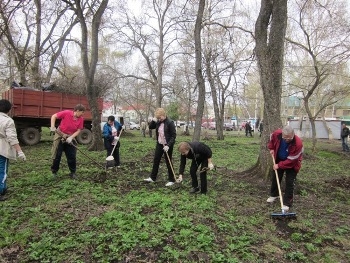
[175, 121, 186, 128]
[129, 121, 140, 130]
[201, 122, 216, 130]
[223, 123, 235, 131]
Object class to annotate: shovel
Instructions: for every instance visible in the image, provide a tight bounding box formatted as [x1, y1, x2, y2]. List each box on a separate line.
[106, 129, 123, 168]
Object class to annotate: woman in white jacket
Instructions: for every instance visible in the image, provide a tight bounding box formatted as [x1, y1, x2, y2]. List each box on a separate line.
[0, 99, 26, 201]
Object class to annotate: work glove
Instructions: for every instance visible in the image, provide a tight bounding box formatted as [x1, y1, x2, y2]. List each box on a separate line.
[17, 151, 26, 161]
[50, 126, 56, 132]
[176, 174, 183, 183]
[163, 145, 169, 152]
[208, 163, 214, 170]
[66, 136, 73, 144]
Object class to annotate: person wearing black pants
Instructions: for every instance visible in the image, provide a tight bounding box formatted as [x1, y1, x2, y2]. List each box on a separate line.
[177, 141, 214, 194]
[143, 108, 176, 187]
[269, 160, 297, 207]
[50, 104, 85, 179]
[102, 115, 123, 169]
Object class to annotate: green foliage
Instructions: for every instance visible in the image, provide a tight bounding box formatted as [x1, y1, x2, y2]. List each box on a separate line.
[166, 101, 180, 121]
[0, 131, 349, 262]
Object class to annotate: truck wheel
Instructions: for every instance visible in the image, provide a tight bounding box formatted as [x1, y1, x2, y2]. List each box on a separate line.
[20, 127, 41, 145]
[76, 128, 92, 145]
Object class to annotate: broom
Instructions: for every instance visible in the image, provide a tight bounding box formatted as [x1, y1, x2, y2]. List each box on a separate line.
[270, 155, 297, 219]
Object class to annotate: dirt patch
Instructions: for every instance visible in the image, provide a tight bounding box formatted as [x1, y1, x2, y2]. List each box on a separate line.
[326, 177, 350, 189]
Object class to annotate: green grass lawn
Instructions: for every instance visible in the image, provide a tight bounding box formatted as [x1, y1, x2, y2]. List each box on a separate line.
[0, 128, 349, 262]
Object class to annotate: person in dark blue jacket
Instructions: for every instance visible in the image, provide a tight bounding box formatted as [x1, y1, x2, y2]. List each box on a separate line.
[177, 141, 214, 194]
[102, 116, 123, 168]
[143, 108, 176, 186]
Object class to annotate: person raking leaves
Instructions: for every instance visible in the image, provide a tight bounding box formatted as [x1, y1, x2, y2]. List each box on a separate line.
[50, 104, 85, 179]
[267, 125, 303, 212]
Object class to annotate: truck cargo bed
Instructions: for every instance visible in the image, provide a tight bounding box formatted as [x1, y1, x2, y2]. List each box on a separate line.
[2, 88, 102, 120]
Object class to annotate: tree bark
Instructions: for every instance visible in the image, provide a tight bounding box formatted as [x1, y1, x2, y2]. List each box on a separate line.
[254, 0, 288, 178]
[193, 0, 206, 142]
[65, 0, 109, 151]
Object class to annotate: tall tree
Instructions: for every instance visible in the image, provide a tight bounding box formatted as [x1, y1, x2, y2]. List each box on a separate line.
[254, 0, 288, 176]
[0, 0, 79, 87]
[62, 0, 109, 150]
[192, 0, 206, 142]
[285, 0, 350, 152]
[112, 0, 179, 108]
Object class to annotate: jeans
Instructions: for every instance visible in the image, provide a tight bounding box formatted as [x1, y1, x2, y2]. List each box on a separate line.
[0, 156, 8, 194]
[341, 137, 349, 151]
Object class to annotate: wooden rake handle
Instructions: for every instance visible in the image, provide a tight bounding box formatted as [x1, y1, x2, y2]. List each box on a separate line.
[272, 155, 285, 210]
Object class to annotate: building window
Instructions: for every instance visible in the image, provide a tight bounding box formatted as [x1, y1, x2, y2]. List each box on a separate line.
[343, 110, 350, 116]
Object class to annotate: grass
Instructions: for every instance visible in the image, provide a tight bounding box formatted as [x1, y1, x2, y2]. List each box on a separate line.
[0, 128, 349, 262]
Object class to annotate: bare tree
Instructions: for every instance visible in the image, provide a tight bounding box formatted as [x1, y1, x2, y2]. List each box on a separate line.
[110, 0, 181, 108]
[62, 0, 109, 150]
[0, 0, 79, 87]
[254, 0, 288, 176]
[192, 0, 206, 142]
[285, 0, 350, 152]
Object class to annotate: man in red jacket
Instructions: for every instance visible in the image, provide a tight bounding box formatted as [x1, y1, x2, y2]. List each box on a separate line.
[267, 126, 303, 211]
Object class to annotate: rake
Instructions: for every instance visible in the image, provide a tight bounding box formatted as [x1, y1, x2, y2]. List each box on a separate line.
[270, 155, 297, 220]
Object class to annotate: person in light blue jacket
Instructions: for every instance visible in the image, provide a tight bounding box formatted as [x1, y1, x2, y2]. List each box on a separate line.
[0, 99, 26, 201]
[102, 115, 123, 168]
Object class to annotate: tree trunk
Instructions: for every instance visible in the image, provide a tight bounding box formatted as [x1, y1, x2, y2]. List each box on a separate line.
[193, 0, 206, 142]
[253, 0, 288, 178]
[32, 0, 41, 89]
[68, 0, 109, 151]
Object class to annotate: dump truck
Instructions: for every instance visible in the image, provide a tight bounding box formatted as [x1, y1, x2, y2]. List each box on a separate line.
[1, 88, 103, 145]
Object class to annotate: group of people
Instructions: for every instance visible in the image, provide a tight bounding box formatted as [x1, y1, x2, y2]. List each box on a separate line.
[141, 108, 214, 194]
[1, 100, 305, 211]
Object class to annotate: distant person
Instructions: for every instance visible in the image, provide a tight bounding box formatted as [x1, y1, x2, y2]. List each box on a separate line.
[266, 126, 303, 211]
[177, 141, 214, 194]
[259, 121, 263, 137]
[245, 121, 253, 137]
[143, 108, 176, 186]
[0, 99, 26, 201]
[140, 120, 147, 137]
[50, 104, 85, 179]
[341, 123, 349, 152]
[102, 115, 123, 168]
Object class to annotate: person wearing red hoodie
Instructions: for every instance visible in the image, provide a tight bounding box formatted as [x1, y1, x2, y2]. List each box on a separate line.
[266, 125, 303, 211]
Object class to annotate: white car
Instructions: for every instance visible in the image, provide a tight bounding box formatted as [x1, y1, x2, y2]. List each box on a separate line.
[129, 121, 140, 130]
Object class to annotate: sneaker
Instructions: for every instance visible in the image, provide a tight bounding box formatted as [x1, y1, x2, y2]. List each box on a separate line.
[143, 177, 155, 183]
[69, 173, 78, 180]
[165, 182, 175, 187]
[52, 172, 57, 178]
[189, 187, 200, 194]
[266, 196, 279, 203]
[282, 205, 290, 211]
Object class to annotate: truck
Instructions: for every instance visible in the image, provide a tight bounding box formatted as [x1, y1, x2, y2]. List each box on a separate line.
[1, 88, 103, 145]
